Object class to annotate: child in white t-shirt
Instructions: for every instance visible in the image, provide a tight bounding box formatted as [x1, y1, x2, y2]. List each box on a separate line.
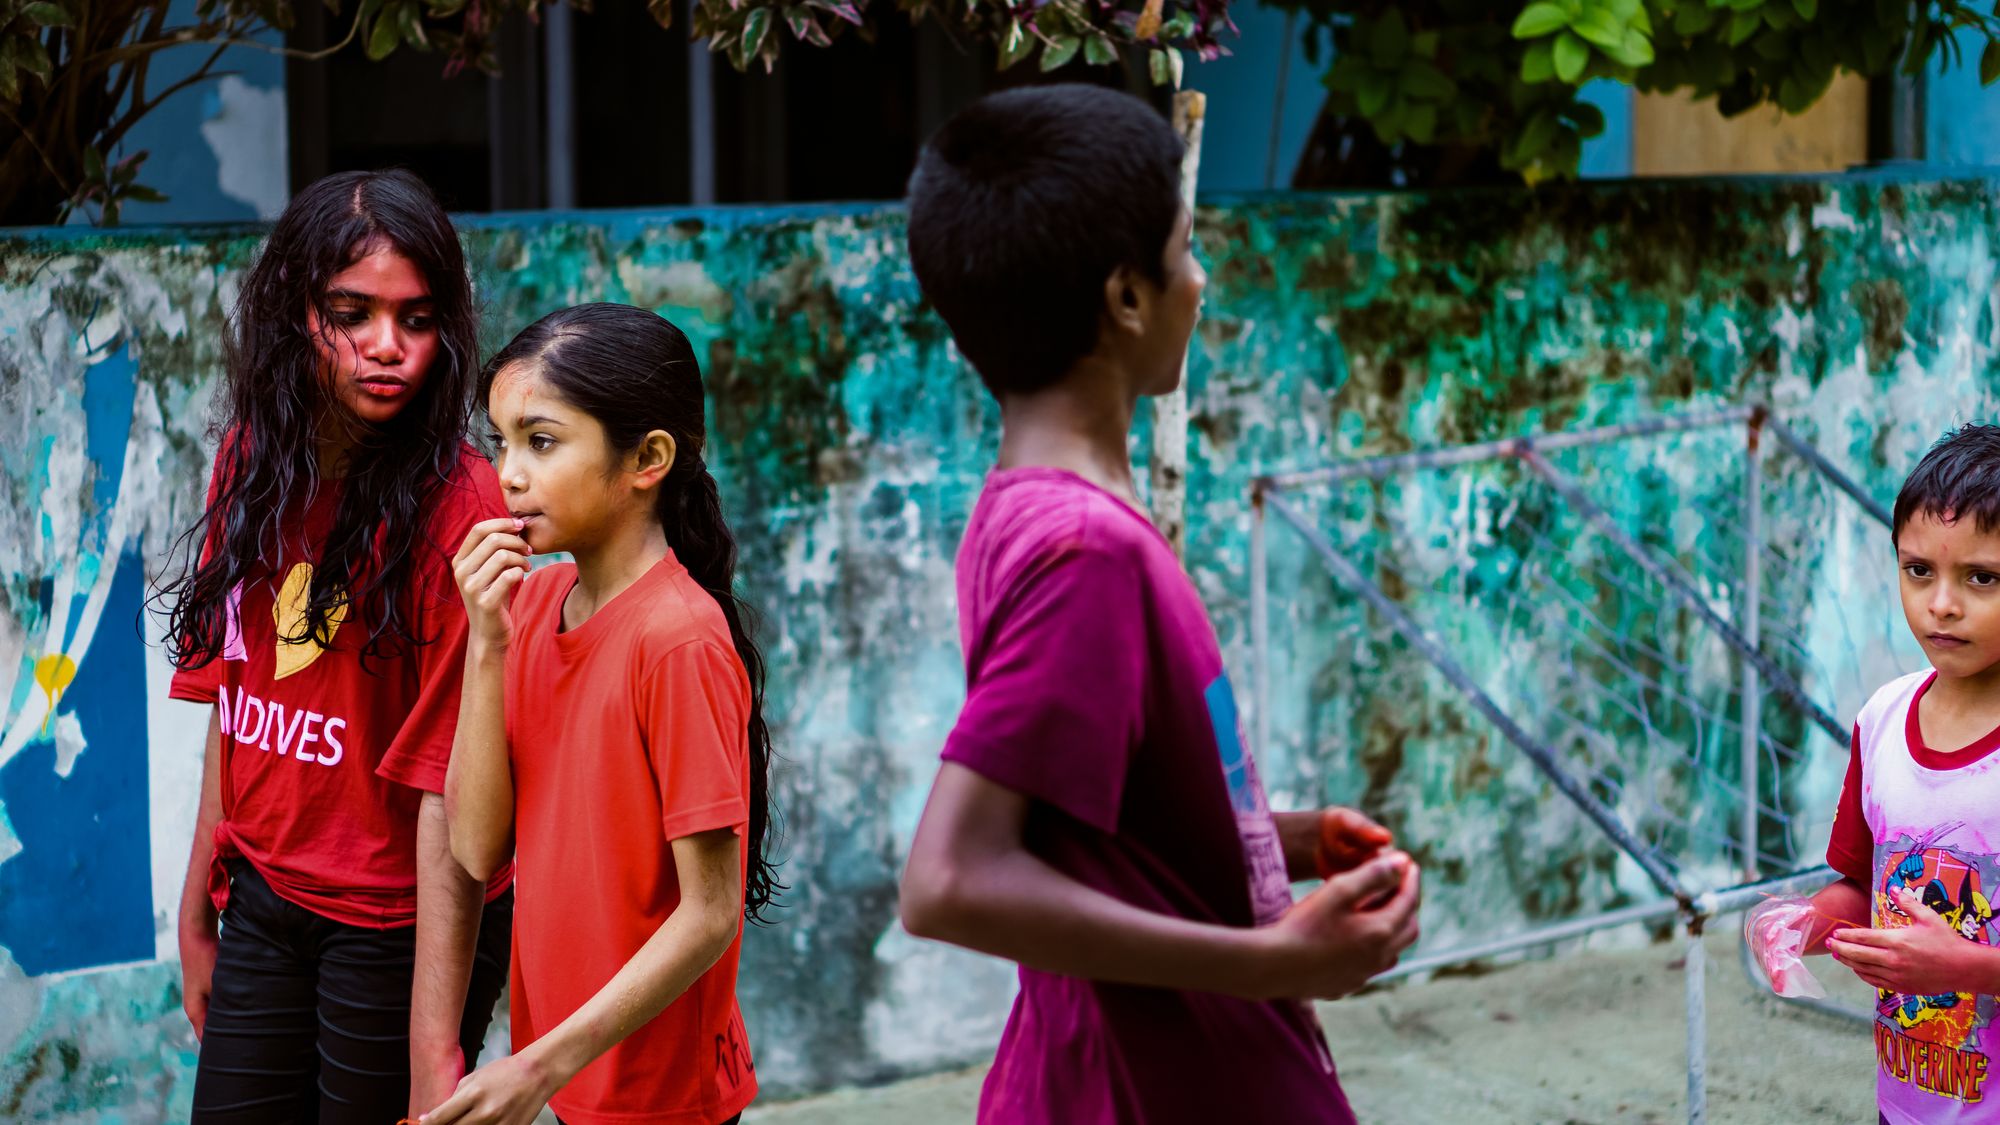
[1753, 424, 2000, 1125]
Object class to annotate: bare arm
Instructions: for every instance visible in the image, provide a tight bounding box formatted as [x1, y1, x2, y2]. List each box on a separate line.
[443, 640, 513, 881]
[420, 829, 744, 1125]
[898, 763, 1421, 1002]
[178, 709, 225, 1038]
[409, 791, 485, 1117]
[444, 519, 530, 882]
[1804, 876, 1871, 955]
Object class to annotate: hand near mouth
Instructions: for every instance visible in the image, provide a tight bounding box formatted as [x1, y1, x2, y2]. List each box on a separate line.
[454, 517, 534, 650]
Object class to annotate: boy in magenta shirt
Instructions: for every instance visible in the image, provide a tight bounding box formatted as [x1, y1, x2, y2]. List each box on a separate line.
[897, 84, 1422, 1124]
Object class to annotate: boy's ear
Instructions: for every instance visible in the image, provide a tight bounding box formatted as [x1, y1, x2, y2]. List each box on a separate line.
[631, 430, 678, 489]
[1103, 264, 1147, 337]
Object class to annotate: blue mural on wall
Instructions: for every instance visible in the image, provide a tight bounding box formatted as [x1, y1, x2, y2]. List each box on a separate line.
[0, 346, 156, 975]
[0, 554, 155, 975]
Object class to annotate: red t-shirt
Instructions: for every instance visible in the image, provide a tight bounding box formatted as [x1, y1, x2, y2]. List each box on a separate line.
[168, 442, 512, 927]
[505, 555, 757, 1125]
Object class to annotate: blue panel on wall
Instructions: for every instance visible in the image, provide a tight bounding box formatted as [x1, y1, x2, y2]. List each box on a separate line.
[0, 552, 156, 976]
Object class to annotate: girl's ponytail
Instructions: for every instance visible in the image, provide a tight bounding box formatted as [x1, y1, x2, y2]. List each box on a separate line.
[660, 460, 783, 921]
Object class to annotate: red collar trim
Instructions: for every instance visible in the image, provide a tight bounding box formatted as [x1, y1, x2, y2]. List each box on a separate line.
[1905, 672, 2000, 770]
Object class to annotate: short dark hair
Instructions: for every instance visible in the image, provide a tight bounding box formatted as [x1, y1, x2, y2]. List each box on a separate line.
[905, 83, 1184, 397]
[1893, 423, 2000, 544]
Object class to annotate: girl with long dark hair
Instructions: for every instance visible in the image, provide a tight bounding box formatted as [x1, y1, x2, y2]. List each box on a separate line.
[426, 303, 779, 1125]
[160, 169, 513, 1123]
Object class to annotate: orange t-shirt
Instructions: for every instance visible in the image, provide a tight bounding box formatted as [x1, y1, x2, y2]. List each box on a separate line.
[505, 553, 758, 1125]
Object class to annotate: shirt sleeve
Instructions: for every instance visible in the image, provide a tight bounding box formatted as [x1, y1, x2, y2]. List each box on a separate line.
[376, 469, 503, 794]
[168, 453, 229, 704]
[1825, 724, 1873, 886]
[641, 640, 753, 841]
[939, 543, 1146, 834]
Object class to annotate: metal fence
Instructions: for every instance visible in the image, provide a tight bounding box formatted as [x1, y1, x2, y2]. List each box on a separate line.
[1247, 404, 1904, 1124]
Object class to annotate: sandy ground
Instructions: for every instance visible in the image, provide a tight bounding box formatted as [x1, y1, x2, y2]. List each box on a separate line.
[741, 932, 1881, 1125]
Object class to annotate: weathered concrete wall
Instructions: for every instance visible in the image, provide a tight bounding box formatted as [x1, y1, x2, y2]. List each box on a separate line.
[3, 176, 1996, 1119]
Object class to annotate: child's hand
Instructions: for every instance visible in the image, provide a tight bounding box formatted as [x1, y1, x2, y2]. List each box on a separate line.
[1265, 850, 1421, 999]
[1315, 808, 1395, 879]
[454, 518, 532, 651]
[416, 1053, 554, 1125]
[1828, 886, 1991, 996]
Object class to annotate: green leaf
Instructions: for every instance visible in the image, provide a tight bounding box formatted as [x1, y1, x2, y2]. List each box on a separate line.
[1371, 98, 1408, 143]
[1147, 45, 1182, 86]
[1553, 30, 1589, 83]
[1041, 34, 1080, 70]
[1983, 39, 2000, 86]
[395, 1, 429, 51]
[1512, 2, 1571, 39]
[1672, 5, 1714, 35]
[1369, 8, 1408, 65]
[1727, 11, 1760, 46]
[17, 34, 48, 83]
[742, 7, 772, 60]
[1570, 12, 1624, 52]
[0, 53, 17, 104]
[20, 2, 69, 27]
[1356, 68, 1391, 115]
[1405, 101, 1437, 144]
[83, 145, 103, 182]
[1084, 34, 1116, 66]
[1411, 30, 1439, 59]
[997, 18, 1032, 69]
[1511, 109, 1560, 167]
[365, 8, 402, 60]
[1521, 38, 1556, 83]
[122, 185, 168, 204]
[1607, 27, 1653, 66]
[1777, 76, 1809, 113]
[1401, 59, 1456, 99]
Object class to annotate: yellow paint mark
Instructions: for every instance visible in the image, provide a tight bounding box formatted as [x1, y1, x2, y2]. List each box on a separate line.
[273, 563, 345, 680]
[35, 653, 77, 736]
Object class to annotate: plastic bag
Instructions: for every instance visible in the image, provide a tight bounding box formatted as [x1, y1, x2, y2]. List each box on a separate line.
[1744, 896, 1828, 999]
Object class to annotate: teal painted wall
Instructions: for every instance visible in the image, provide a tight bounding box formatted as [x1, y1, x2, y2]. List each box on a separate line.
[2, 176, 1992, 1116]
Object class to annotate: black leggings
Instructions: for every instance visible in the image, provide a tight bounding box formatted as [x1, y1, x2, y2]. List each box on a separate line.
[190, 861, 513, 1124]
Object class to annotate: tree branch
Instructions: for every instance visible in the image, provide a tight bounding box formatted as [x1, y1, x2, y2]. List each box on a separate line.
[100, 31, 241, 152]
[0, 104, 73, 198]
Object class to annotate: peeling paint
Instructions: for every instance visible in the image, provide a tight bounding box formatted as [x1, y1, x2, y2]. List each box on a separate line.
[3, 175, 1998, 1118]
